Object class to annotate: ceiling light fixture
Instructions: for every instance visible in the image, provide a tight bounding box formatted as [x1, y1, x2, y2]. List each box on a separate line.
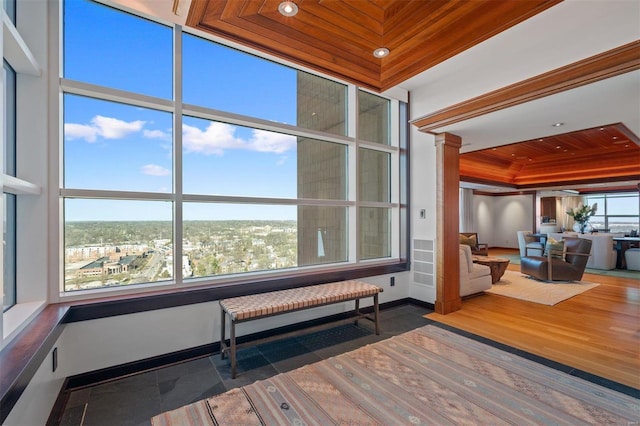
[278, 1, 298, 17]
[373, 48, 389, 58]
[552, 122, 564, 127]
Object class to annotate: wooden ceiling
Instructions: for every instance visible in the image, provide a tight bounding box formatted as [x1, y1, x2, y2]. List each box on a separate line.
[186, 0, 560, 92]
[460, 123, 640, 190]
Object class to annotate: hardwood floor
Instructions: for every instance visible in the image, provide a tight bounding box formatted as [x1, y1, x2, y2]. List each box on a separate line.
[427, 248, 640, 390]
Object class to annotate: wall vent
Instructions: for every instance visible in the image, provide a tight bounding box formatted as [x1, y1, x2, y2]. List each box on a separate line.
[413, 239, 434, 286]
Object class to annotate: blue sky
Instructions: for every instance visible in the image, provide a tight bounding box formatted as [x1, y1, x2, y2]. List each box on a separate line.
[63, 0, 300, 221]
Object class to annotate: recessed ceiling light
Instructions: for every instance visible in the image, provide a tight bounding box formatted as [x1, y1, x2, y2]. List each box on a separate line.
[278, 1, 298, 16]
[373, 48, 389, 58]
[552, 122, 564, 127]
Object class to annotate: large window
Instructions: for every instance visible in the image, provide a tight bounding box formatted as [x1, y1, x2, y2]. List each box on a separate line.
[585, 193, 639, 234]
[3, 60, 16, 311]
[60, 0, 403, 295]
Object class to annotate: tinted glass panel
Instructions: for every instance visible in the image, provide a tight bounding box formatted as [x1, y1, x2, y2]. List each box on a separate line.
[182, 117, 347, 199]
[609, 217, 639, 234]
[607, 195, 638, 215]
[3, 61, 16, 176]
[3, 194, 16, 311]
[359, 148, 390, 202]
[64, 95, 173, 192]
[3, 0, 16, 24]
[182, 116, 297, 198]
[298, 205, 348, 266]
[64, 199, 173, 291]
[358, 90, 389, 145]
[183, 34, 346, 136]
[64, 0, 172, 99]
[360, 207, 390, 260]
[184, 203, 297, 277]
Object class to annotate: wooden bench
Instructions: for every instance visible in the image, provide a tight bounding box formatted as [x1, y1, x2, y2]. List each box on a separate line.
[219, 280, 383, 378]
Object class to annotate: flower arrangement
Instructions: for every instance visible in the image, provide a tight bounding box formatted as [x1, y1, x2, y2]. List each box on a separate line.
[566, 202, 597, 233]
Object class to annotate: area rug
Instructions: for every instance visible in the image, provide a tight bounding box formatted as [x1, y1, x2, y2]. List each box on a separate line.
[151, 325, 637, 425]
[485, 270, 599, 305]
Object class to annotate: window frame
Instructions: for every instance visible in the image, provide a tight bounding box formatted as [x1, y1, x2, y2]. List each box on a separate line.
[54, 1, 408, 302]
[2, 0, 45, 348]
[585, 192, 640, 233]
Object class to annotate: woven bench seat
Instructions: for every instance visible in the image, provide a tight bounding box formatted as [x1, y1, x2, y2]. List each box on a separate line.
[219, 280, 383, 378]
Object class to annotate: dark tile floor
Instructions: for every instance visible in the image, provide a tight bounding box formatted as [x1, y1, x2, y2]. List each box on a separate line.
[56, 304, 432, 426]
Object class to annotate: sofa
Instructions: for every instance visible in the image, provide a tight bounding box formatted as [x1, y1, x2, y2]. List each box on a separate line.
[459, 244, 492, 296]
[547, 232, 620, 270]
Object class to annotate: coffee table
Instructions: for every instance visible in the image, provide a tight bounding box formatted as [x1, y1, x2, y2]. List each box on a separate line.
[471, 255, 510, 284]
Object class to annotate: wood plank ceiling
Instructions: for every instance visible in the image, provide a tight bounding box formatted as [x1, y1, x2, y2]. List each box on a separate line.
[460, 123, 640, 189]
[186, 0, 560, 92]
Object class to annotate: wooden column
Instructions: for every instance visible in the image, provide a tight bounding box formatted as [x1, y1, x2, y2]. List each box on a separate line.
[435, 132, 462, 314]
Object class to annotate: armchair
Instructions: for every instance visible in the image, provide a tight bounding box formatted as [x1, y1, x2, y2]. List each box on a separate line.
[459, 244, 492, 296]
[520, 237, 592, 281]
[459, 232, 489, 256]
[516, 230, 544, 258]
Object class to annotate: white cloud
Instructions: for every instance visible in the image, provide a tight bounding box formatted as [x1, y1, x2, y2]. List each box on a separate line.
[182, 122, 244, 156]
[92, 115, 145, 139]
[276, 156, 288, 166]
[64, 115, 146, 142]
[182, 122, 296, 156]
[141, 164, 171, 176]
[248, 129, 296, 153]
[143, 129, 171, 140]
[65, 123, 99, 142]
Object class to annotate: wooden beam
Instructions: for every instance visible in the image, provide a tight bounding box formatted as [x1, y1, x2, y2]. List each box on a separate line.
[411, 41, 640, 132]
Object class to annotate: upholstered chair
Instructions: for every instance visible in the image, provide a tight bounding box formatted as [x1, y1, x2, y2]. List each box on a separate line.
[459, 244, 492, 296]
[520, 237, 592, 281]
[516, 230, 544, 258]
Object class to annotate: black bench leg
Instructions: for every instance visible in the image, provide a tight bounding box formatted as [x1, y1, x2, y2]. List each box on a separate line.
[374, 293, 380, 335]
[220, 308, 227, 360]
[354, 298, 360, 326]
[230, 320, 237, 379]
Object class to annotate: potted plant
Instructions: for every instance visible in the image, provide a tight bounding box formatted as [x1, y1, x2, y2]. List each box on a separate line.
[566, 202, 598, 234]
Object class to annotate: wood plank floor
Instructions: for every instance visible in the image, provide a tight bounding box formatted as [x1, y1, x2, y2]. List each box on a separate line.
[427, 248, 640, 390]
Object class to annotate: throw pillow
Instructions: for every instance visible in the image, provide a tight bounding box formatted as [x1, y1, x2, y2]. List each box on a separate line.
[543, 237, 566, 260]
[459, 234, 477, 247]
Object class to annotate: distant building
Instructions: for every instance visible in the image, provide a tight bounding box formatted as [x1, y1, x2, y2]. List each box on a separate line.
[78, 255, 139, 277]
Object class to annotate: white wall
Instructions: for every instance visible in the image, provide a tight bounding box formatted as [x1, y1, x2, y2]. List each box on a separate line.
[473, 191, 535, 248]
[3, 343, 66, 426]
[408, 127, 438, 303]
[474, 193, 535, 248]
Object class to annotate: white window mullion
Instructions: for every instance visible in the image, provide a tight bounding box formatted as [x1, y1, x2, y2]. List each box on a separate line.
[349, 85, 359, 262]
[173, 24, 183, 286]
[390, 98, 400, 258]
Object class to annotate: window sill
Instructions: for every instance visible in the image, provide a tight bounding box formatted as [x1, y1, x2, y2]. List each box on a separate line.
[0, 304, 69, 424]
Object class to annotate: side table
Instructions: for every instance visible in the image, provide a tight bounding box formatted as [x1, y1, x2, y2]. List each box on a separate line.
[471, 255, 510, 284]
